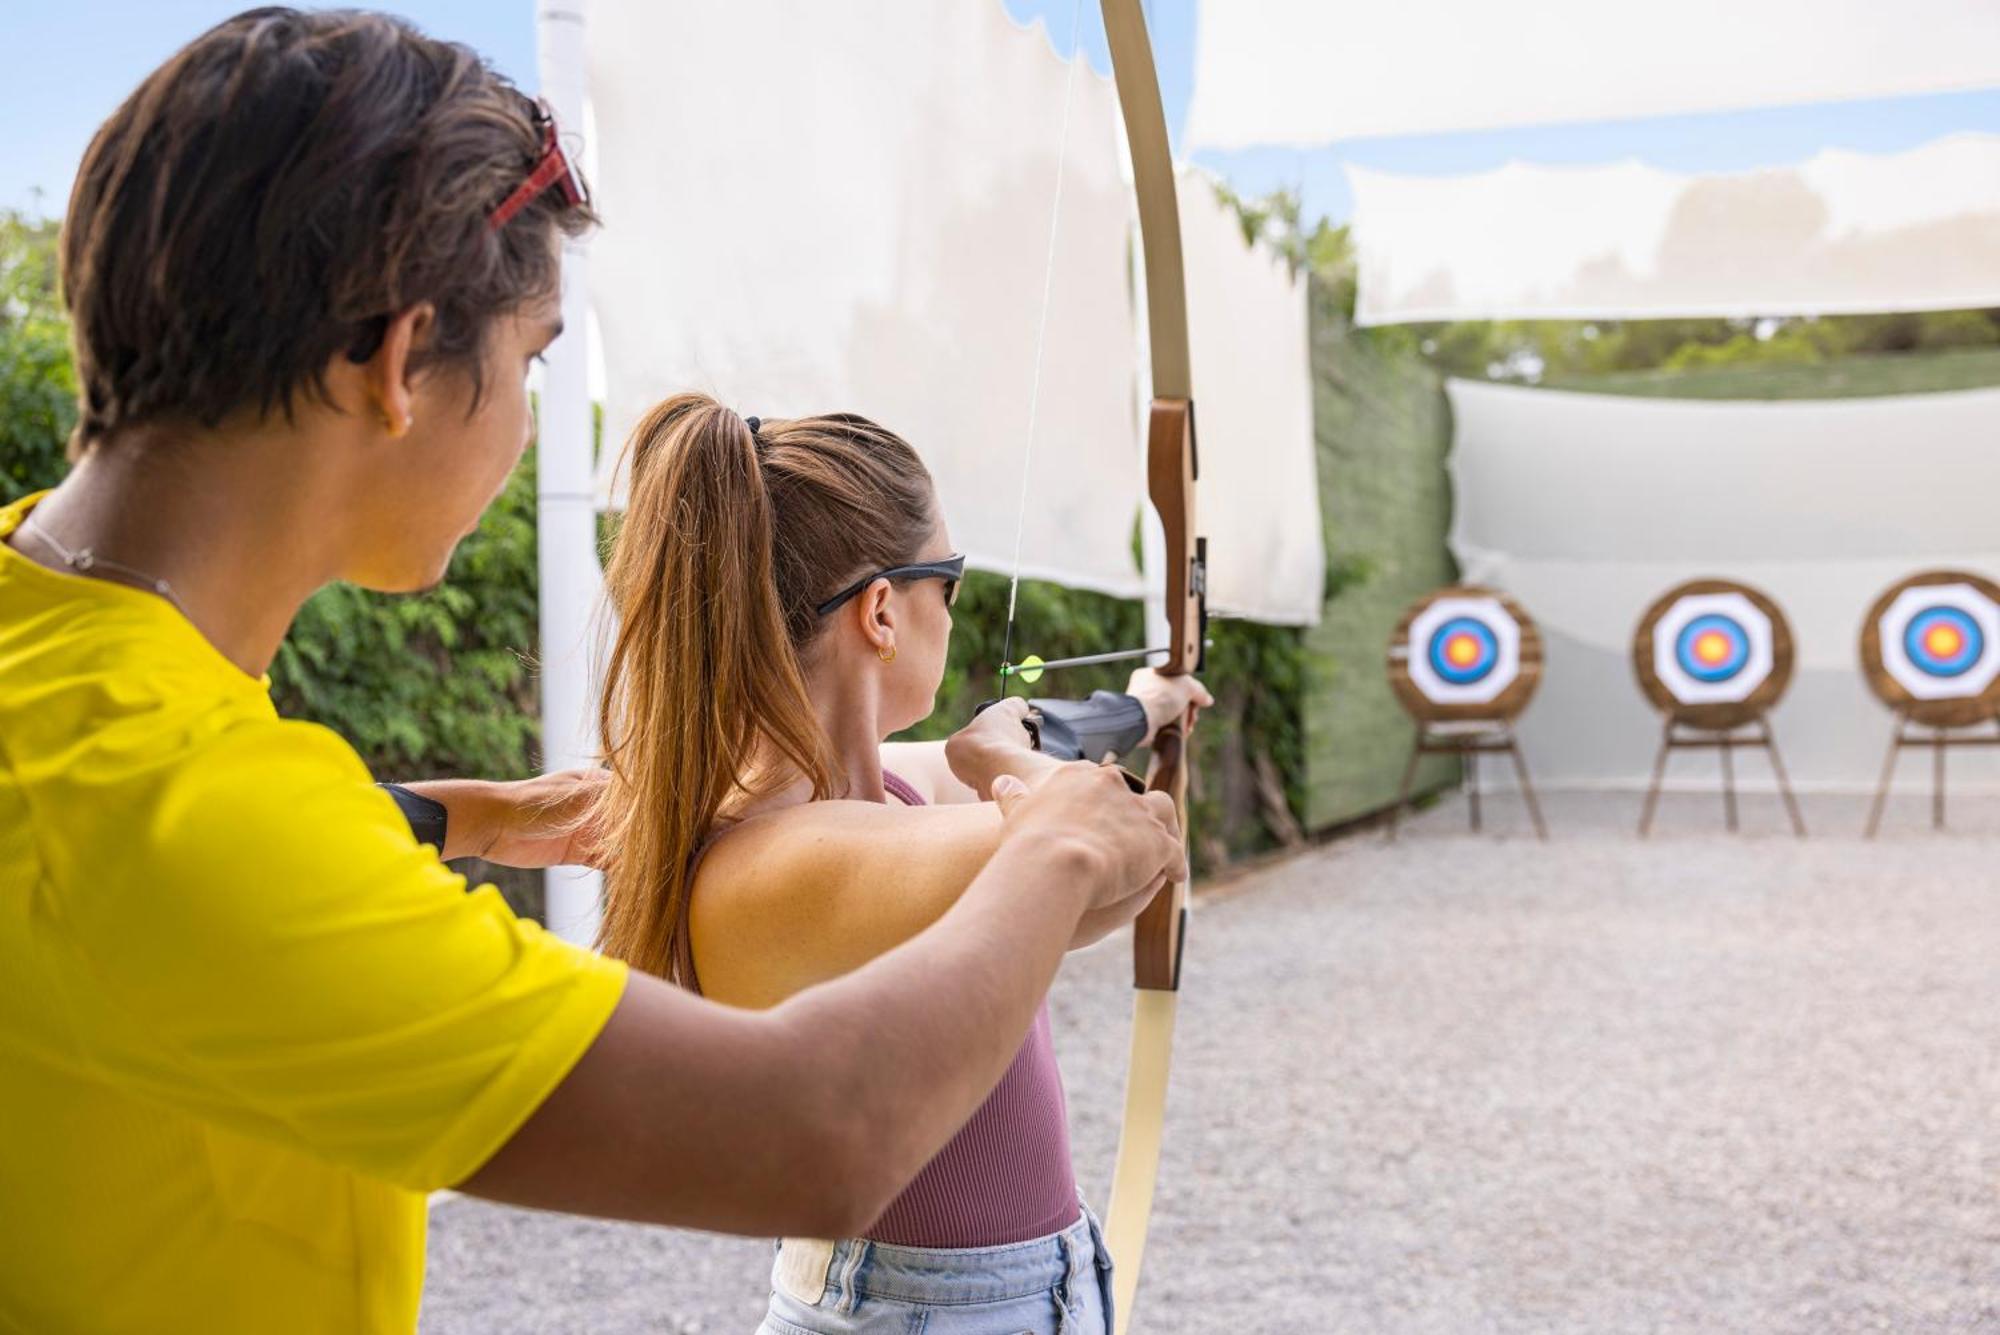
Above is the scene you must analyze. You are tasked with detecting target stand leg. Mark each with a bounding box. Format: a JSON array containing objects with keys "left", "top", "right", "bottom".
[
  {"left": 1932, "top": 729, "right": 1948, "bottom": 831},
  {"left": 1388, "top": 737, "right": 1424, "bottom": 843},
  {"left": 1506, "top": 737, "right": 1549, "bottom": 841},
  {"left": 1864, "top": 716, "right": 1905, "bottom": 839},
  {"left": 1466, "top": 749, "right": 1482, "bottom": 834},
  {"left": 1638, "top": 722, "right": 1674, "bottom": 838},
  {"left": 1720, "top": 734, "right": 1739, "bottom": 833},
  {"left": 1761, "top": 720, "right": 1807, "bottom": 838}
]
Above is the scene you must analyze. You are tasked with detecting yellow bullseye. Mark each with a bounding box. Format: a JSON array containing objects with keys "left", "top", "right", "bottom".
[
  {"left": 1693, "top": 630, "right": 1731, "bottom": 665},
  {"left": 1925, "top": 624, "right": 1964, "bottom": 658},
  {"left": 1444, "top": 634, "right": 1480, "bottom": 668}
]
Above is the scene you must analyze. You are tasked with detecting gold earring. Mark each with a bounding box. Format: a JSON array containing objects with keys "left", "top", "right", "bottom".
[{"left": 879, "top": 644, "right": 897, "bottom": 664}]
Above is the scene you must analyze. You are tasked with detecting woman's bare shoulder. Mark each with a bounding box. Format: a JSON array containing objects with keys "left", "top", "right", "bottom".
[
  {"left": 697, "top": 799, "right": 905, "bottom": 880},
  {"left": 688, "top": 797, "right": 1004, "bottom": 1009},
  {"left": 692, "top": 798, "right": 999, "bottom": 923}
]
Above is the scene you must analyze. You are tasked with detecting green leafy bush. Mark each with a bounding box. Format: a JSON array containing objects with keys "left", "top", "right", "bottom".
[{"left": 0, "top": 213, "right": 75, "bottom": 502}]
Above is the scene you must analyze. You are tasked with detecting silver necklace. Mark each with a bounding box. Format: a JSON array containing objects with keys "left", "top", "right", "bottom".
[{"left": 17, "top": 513, "right": 193, "bottom": 617}]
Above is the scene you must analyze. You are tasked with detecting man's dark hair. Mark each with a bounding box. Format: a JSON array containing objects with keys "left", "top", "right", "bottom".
[{"left": 61, "top": 6, "right": 594, "bottom": 453}]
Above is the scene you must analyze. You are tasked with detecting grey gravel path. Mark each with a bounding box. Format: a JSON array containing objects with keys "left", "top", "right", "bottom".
[{"left": 422, "top": 789, "right": 2000, "bottom": 1334}]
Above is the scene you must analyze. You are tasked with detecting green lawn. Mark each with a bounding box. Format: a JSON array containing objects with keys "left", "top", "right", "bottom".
[{"left": 1542, "top": 346, "right": 2000, "bottom": 401}]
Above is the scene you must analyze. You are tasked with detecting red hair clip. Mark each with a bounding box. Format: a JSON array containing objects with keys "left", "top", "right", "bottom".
[{"left": 487, "top": 105, "right": 588, "bottom": 230}]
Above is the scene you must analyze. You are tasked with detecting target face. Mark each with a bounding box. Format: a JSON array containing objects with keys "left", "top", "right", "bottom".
[
  {"left": 1652, "top": 592, "right": 1773, "bottom": 705},
  {"left": 1407, "top": 597, "right": 1521, "bottom": 706},
  {"left": 1878, "top": 582, "right": 2000, "bottom": 700}
]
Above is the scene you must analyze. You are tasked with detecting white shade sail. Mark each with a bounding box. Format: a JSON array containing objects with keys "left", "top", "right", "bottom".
[
  {"left": 589, "top": 0, "right": 1144, "bottom": 598},
  {"left": 1348, "top": 134, "right": 2000, "bottom": 325},
  {"left": 1185, "top": 1, "right": 2000, "bottom": 149},
  {"left": 1179, "top": 169, "right": 1323, "bottom": 624},
  {"left": 1448, "top": 378, "right": 2000, "bottom": 792},
  {"left": 586, "top": 1, "right": 1325, "bottom": 623}
]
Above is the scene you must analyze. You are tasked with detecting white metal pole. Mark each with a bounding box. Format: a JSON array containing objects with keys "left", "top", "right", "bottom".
[{"left": 535, "top": 0, "right": 603, "bottom": 946}]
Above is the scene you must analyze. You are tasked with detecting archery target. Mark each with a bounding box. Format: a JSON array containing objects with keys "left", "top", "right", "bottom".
[
  {"left": 1877, "top": 581, "right": 2000, "bottom": 701},
  {"left": 1651, "top": 591, "right": 1774, "bottom": 706},
  {"left": 1407, "top": 596, "right": 1521, "bottom": 706}
]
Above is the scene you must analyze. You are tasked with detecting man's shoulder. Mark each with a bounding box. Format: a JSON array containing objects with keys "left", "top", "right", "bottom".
[{"left": 0, "top": 611, "right": 400, "bottom": 904}]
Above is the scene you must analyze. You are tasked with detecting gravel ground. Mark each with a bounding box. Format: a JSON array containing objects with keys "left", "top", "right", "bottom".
[{"left": 422, "top": 789, "right": 2000, "bottom": 1334}]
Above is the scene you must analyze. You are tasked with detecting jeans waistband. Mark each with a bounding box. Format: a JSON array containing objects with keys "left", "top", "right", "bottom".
[{"left": 787, "top": 1208, "right": 1105, "bottom": 1309}]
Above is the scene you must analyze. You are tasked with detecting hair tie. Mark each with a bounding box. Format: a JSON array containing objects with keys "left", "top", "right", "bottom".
[{"left": 744, "top": 415, "right": 761, "bottom": 435}]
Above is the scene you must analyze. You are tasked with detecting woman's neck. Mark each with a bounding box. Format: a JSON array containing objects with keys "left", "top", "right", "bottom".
[{"left": 735, "top": 661, "right": 890, "bottom": 818}]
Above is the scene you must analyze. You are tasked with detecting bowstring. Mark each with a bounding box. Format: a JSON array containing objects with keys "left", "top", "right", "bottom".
[{"left": 998, "top": 0, "right": 1086, "bottom": 699}]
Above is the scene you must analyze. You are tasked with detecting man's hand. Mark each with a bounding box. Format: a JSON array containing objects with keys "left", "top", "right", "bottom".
[
  {"left": 1124, "top": 668, "right": 1214, "bottom": 747},
  {"left": 989, "top": 763, "right": 1185, "bottom": 930},
  {"left": 406, "top": 769, "right": 608, "bottom": 869}
]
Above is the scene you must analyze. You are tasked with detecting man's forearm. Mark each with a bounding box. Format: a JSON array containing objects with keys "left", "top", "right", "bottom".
[
  {"left": 465, "top": 832, "right": 1109, "bottom": 1238},
  {"left": 397, "top": 778, "right": 498, "bottom": 860}
]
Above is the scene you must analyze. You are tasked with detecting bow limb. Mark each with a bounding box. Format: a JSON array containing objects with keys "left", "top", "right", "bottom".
[{"left": 1099, "top": 2, "right": 1202, "bottom": 1331}]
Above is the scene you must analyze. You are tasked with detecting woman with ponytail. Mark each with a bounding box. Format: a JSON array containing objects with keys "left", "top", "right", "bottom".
[{"left": 594, "top": 393, "right": 1209, "bottom": 1335}]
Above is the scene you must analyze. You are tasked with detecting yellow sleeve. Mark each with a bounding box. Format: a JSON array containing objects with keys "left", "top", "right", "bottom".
[{"left": 65, "top": 717, "right": 628, "bottom": 1191}]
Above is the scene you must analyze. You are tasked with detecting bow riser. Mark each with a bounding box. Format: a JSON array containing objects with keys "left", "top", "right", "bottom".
[{"left": 1137, "top": 397, "right": 1199, "bottom": 993}]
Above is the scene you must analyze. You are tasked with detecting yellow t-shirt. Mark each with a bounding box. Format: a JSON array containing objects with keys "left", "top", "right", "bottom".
[{"left": 0, "top": 492, "right": 628, "bottom": 1334}]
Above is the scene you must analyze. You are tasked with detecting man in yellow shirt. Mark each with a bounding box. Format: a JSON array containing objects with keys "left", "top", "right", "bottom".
[{"left": 0, "top": 10, "right": 1185, "bottom": 1332}]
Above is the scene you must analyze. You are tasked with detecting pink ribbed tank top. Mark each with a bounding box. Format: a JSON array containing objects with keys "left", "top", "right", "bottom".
[
  {"left": 862, "top": 771, "right": 1080, "bottom": 1245},
  {"left": 685, "top": 771, "right": 1080, "bottom": 1248}
]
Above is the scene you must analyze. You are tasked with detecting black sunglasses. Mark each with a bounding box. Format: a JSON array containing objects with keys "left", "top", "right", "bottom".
[{"left": 815, "top": 555, "right": 966, "bottom": 617}]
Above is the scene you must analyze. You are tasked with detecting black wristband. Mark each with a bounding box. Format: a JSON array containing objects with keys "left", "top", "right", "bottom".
[{"left": 378, "top": 782, "right": 449, "bottom": 851}]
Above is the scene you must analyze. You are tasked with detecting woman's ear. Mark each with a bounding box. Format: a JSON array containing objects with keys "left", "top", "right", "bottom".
[
  {"left": 855, "top": 580, "right": 898, "bottom": 656},
  {"left": 361, "top": 302, "right": 436, "bottom": 438}
]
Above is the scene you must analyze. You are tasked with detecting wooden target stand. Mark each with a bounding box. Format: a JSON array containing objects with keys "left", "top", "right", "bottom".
[
  {"left": 1633, "top": 578, "right": 1806, "bottom": 837},
  {"left": 1385, "top": 586, "right": 1548, "bottom": 840},
  {"left": 1858, "top": 570, "right": 2000, "bottom": 837}
]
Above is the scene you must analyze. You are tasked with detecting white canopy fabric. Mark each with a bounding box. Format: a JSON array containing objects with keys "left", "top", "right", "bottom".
[
  {"left": 590, "top": 0, "right": 1142, "bottom": 597},
  {"left": 587, "top": 1, "right": 1324, "bottom": 622},
  {"left": 1184, "top": 1, "right": 2000, "bottom": 149},
  {"left": 1179, "top": 169, "right": 1323, "bottom": 624},
  {"left": 1348, "top": 134, "right": 2000, "bottom": 325},
  {"left": 1447, "top": 379, "right": 2000, "bottom": 792}
]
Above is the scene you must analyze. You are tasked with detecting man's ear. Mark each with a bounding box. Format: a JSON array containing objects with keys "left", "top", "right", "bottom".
[{"left": 361, "top": 302, "right": 436, "bottom": 439}]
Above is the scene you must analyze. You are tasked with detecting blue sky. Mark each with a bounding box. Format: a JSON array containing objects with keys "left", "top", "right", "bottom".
[{"left": 4, "top": 1, "right": 1996, "bottom": 226}]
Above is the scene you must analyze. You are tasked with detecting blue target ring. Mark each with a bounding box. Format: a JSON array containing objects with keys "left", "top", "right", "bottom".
[
  {"left": 1903, "top": 606, "right": 1984, "bottom": 679},
  {"left": 1674, "top": 614, "right": 1751, "bottom": 683},
  {"left": 1427, "top": 617, "right": 1499, "bottom": 685}
]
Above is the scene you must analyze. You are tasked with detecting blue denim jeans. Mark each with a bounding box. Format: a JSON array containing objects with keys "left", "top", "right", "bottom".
[{"left": 755, "top": 1205, "right": 1114, "bottom": 1335}]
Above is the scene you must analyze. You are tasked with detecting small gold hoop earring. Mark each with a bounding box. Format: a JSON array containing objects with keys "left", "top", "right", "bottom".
[{"left": 879, "top": 645, "right": 897, "bottom": 664}]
